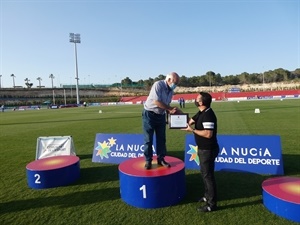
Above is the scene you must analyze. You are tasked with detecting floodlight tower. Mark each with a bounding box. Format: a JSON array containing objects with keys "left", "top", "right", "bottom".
[{"left": 69, "top": 33, "right": 81, "bottom": 104}]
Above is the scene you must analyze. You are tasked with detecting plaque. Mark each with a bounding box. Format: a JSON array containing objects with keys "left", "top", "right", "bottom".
[{"left": 168, "top": 113, "right": 189, "bottom": 129}]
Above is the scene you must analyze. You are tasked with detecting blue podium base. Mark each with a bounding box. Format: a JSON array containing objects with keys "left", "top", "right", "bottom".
[
  {"left": 26, "top": 155, "right": 80, "bottom": 189},
  {"left": 262, "top": 176, "right": 300, "bottom": 223},
  {"left": 119, "top": 156, "right": 185, "bottom": 209}
]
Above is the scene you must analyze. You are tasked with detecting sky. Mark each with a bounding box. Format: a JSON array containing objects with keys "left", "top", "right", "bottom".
[{"left": 0, "top": 0, "right": 299, "bottom": 88}]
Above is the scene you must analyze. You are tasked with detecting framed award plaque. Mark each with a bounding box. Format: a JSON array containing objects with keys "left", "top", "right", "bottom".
[{"left": 168, "top": 113, "right": 189, "bottom": 129}]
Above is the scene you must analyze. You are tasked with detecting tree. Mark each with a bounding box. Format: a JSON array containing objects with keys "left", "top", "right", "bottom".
[
  {"left": 198, "top": 75, "right": 209, "bottom": 86},
  {"left": 122, "top": 77, "right": 132, "bottom": 87},
  {"left": 273, "top": 68, "right": 291, "bottom": 81},
  {"left": 49, "top": 74, "right": 55, "bottom": 88},
  {"left": 137, "top": 79, "right": 144, "bottom": 87},
  {"left": 206, "top": 71, "right": 216, "bottom": 87},
  {"left": 223, "top": 75, "right": 240, "bottom": 85},
  {"left": 144, "top": 78, "right": 154, "bottom": 89},
  {"left": 189, "top": 76, "right": 201, "bottom": 87},
  {"left": 37, "top": 77, "right": 42, "bottom": 88},
  {"left": 238, "top": 72, "right": 250, "bottom": 84},
  {"left": 179, "top": 75, "right": 189, "bottom": 87},
  {"left": 249, "top": 73, "right": 261, "bottom": 84},
  {"left": 24, "top": 78, "right": 33, "bottom": 88},
  {"left": 215, "top": 73, "right": 223, "bottom": 86},
  {"left": 156, "top": 74, "right": 166, "bottom": 82},
  {"left": 292, "top": 69, "right": 300, "bottom": 79},
  {"left": 11, "top": 74, "right": 16, "bottom": 88}
]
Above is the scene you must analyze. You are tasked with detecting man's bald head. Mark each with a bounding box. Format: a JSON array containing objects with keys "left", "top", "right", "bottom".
[{"left": 165, "top": 72, "right": 180, "bottom": 85}]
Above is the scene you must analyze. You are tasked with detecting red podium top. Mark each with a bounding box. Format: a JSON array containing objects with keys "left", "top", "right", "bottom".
[
  {"left": 26, "top": 155, "right": 80, "bottom": 171},
  {"left": 262, "top": 176, "right": 300, "bottom": 204},
  {"left": 119, "top": 156, "right": 185, "bottom": 177}
]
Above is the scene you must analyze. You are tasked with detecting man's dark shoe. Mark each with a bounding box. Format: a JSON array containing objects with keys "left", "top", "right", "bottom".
[
  {"left": 157, "top": 159, "right": 171, "bottom": 168},
  {"left": 198, "top": 197, "right": 207, "bottom": 203},
  {"left": 197, "top": 205, "right": 217, "bottom": 213},
  {"left": 144, "top": 161, "right": 152, "bottom": 170}
]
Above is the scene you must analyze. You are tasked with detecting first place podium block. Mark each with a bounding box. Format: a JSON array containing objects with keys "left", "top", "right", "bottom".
[
  {"left": 26, "top": 155, "right": 80, "bottom": 189},
  {"left": 118, "top": 156, "right": 186, "bottom": 209}
]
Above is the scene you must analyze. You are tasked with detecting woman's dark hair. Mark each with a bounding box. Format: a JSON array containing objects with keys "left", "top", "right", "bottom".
[{"left": 200, "top": 92, "right": 212, "bottom": 107}]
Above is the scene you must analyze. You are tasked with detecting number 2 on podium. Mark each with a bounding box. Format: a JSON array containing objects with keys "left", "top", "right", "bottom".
[
  {"left": 34, "top": 174, "right": 41, "bottom": 184},
  {"left": 139, "top": 185, "right": 146, "bottom": 199}
]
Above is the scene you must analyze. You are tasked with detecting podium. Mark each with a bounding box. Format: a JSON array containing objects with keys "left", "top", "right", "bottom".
[
  {"left": 119, "top": 156, "right": 185, "bottom": 209},
  {"left": 262, "top": 176, "right": 300, "bottom": 223},
  {"left": 26, "top": 155, "right": 80, "bottom": 189}
]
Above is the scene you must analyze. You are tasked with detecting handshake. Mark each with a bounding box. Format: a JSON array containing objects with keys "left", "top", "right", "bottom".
[{"left": 169, "top": 107, "right": 183, "bottom": 115}]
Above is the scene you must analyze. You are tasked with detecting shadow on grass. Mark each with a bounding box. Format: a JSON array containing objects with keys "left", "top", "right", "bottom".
[
  {"left": 282, "top": 154, "right": 300, "bottom": 176},
  {"left": 73, "top": 164, "right": 120, "bottom": 185},
  {"left": 217, "top": 199, "right": 263, "bottom": 211},
  {"left": 181, "top": 171, "right": 266, "bottom": 208},
  {"left": 164, "top": 151, "right": 265, "bottom": 207},
  {"left": 172, "top": 151, "right": 299, "bottom": 208},
  {"left": 78, "top": 153, "right": 93, "bottom": 160},
  {"left": 215, "top": 171, "right": 266, "bottom": 201},
  {"left": 0, "top": 187, "right": 120, "bottom": 214}
]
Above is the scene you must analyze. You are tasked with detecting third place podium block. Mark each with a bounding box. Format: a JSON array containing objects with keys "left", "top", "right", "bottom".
[{"left": 118, "top": 156, "right": 186, "bottom": 209}]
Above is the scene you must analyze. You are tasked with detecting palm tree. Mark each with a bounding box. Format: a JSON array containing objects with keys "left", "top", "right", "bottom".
[
  {"left": 37, "top": 77, "right": 42, "bottom": 88},
  {"left": 24, "top": 78, "right": 33, "bottom": 88},
  {"left": 11, "top": 74, "right": 16, "bottom": 88},
  {"left": 49, "top": 74, "right": 55, "bottom": 88}
]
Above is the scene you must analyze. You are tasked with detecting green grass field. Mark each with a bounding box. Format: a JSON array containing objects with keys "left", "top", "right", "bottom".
[{"left": 0, "top": 99, "right": 299, "bottom": 225}]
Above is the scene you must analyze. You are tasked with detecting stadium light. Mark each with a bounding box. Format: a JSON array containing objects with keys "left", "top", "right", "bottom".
[{"left": 69, "top": 33, "right": 81, "bottom": 104}]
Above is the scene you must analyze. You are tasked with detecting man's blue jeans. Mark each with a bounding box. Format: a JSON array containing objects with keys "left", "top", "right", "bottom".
[{"left": 142, "top": 109, "right": 166, "bottom": 162}]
